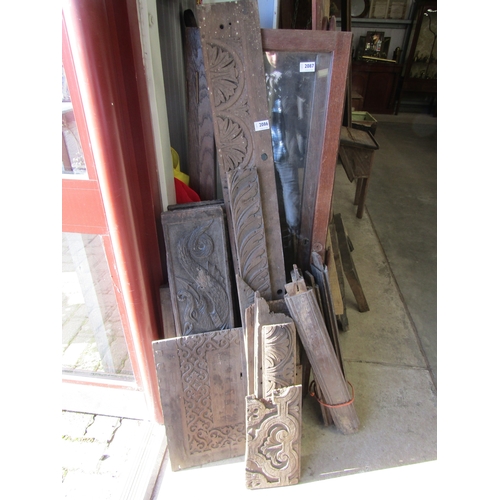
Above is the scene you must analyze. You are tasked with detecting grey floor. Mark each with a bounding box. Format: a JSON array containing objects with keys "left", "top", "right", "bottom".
[{"left": 62, "top": 112, "right": 439, "bottom": 499}]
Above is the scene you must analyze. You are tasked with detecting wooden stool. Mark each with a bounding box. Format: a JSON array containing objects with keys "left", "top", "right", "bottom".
[{"left": 339, "top": 126, "right": 379, "bottom": 219}]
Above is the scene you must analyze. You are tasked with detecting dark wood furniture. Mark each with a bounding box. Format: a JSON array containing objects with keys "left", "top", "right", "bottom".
[
  {"left": 396, "top": 0, "right": 437, "bottom": 114},
  {"left": 352, "top": 61, "right": 403, "bottom": 114},
  {"left": 338, "top": 125, "right": 379, "bottom": 219}
]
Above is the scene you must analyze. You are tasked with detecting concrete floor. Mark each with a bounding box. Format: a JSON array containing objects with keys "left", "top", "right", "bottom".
[{"left": 62, "top": 112, "right": 438, "bottom": 499}]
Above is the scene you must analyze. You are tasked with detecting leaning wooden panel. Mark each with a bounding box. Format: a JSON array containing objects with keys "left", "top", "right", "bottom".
[
  {"left": 261, "top": 29, "right": 352, "bottom": 270},
  {"left": 285, "top": 273, "right": 359, "bottom": 434},
  {"left": 227, "top": 166, "right": 272, "bottom": 300},
  {"left": 161, "top": 204, "right": 235, "bottom": 336},
  {"left": 245, "top": 385, "right": 302, "bottom": 489},
  {"left": 153, "top": 328, "right": 247, "bottom": 471},
  {"left": 198, "top": 0, "right": 286, "bottom": 300}
]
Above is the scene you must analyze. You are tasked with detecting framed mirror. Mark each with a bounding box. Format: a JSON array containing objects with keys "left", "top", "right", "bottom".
[{"left": 261, "top": 29, "right": 352, "bottom": 272}]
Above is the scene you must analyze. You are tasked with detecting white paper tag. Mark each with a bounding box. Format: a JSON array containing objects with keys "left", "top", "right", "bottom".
[
  {"left": 300, "top": 61, "right": 316, "bottom": 72},
  {"left": 254, "top": 119, "right": 270, "bottom": 131}
]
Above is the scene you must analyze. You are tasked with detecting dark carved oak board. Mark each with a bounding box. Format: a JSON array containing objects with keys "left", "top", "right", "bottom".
[
  {"left": 153, "top": 328, "right": 247, "bottom": 471},
  {"left": 161, "top": 204, "right": 235, "bottom": 336}
]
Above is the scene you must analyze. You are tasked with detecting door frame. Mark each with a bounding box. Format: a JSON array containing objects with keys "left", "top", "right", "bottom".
[{"left": 62, "top": 0, "right": 172, "bottom": 423}]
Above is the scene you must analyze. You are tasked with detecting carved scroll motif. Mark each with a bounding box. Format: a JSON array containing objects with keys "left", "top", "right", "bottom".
[
  {"left": 153, "top": 328, "right": 247, "bottom": 470},
  {"left": 245, "top": 385, "right": 302, "bottom": 489},
  {"left": 261, "top": 322, "right": 297, "bottom": 398},
  {"left": 161, "top": 205, "right": 234, "bottom": 336}
]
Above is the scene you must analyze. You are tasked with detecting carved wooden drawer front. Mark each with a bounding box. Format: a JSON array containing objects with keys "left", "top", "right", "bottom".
[
  {"left": 161, "top": 203, "right": 235, "bottom": 337},
  {"left": 153, "top": 328, "right": 247, "bottom": 470}
]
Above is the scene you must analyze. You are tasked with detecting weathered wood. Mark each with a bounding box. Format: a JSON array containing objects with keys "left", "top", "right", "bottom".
[
  {"left": 184, "top": 21, "right": 216, "bottom": 201},
  {"left": 253, "top": 294, "right": 297, "bottom": 399},
  {"left": 161, "top": 204, "right": 235, "bottom": 336},
  {"left": 311, "top": 252, "right": 345, "bottom": 376},
  {"left": 159, "top": 285, "right": 176, "bottom": 339},
  {"left": 153, "top": 328, "right": 247, "bottom": 470},
  {"left": 227, "top": 166, "right": 272, "bottom": 301},
  {"left": 285, "top": 270, "right": 359, "bottom": 434},
  {"left": 245, "top": 385, "right": 302, "bottom": 489},
  {"left": 334, "top": 213, "right": 369, "bottom": 312},
  {"left": 329, "top": 217, "right": 349, "bottom": 331},
  {"left": 198, "top": 0, "right": 286, "bottom": 301}
]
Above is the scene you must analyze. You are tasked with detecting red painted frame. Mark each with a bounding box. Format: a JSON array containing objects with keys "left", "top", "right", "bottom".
[{"left": 62, "top": 0, "right": 166, "bottom": 423}]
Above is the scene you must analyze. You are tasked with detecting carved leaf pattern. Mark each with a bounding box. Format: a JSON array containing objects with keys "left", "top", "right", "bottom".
[
  {"left": 227, "top": 165, "right": 272, "bottom": 299},
  {"left": 176, "top": 220, "right": 231, "bottom": 335},
  {"left": 263, "top": 323, "right": 296, "bottom": 397},
  {"left": 216, "top": 115, "right": 249, "bottom": 172},
  {"left": 207, "top": 43, "right": 240, "bottom": 107}
]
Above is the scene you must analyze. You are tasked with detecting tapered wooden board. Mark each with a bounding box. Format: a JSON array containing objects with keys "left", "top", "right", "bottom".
[
  {"left": 153, "top": 328, "right": 247, "bottom": 471},
  {"left": 161, "top": 204, "right": 235, "bottom": 336}
]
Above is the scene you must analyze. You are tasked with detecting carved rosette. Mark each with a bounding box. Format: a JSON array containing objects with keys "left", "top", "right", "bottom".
[
  {"left": 227, "top": 165, "right": 272, "bottom": 300},
  {"left": 245, "top": 385, "right": 302, "bottom": 489}
]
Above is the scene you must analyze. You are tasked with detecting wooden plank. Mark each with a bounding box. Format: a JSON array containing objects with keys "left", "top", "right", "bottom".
[
  {"left": 227, "top": 165, "right": 272, "bottom": 301},
  {"left": 245, "top": 385, "right": 302, "bottom": 489},
  {"left": 334, "top": 213, "right": 369, "bottom": 312},
  {"left": 285, "top": 269, "right": 359, "bottom": 434},
  {"left": 153, "top": 328, "right": 247, "bottom": 471},
  {"left": 184, "top": 20, "right": 217, "bottom": 201},
  {"left": 328, "top": 220, "right": 349, "bottom": 331},
  {"left": 310, "top": 252, "right": 345, "bottom": 376},
  {"left": 161, "top": 204, "right": 235, "bottom": 336},
  {"left": 198, "top": 0, "right": 286, "bottom": 301}
]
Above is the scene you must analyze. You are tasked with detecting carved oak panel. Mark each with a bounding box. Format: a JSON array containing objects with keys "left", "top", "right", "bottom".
[
  {"left": 245, "top": 385, "right": 302, "bottom": 489},
  {"left": 153, "top": 328, "right": 247, "bottom": 471},
  {"left": 161, "top": 204, "right": 234, "bottom": 336},
  {"left": 197, "top": 0, "right": 286, "bottom": 302}
]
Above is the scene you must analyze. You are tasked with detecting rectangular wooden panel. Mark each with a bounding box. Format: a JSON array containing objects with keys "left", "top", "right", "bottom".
[
  {"left": 197, "top": 0, "right": 286, "bottom": 301},
  {"left": 161, "top": 204, "right": 235, "bottom": 336},
  {"left": 245, "top": 385, "right": 302, "bottom": 488},
  {"left": 153, "top": 328, "right": 247, "bottom": 470}
]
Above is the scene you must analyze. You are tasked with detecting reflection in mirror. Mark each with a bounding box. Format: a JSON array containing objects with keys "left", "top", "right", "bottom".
[{"left": 62, "top": 64, "right": 88, "bottom": 178}]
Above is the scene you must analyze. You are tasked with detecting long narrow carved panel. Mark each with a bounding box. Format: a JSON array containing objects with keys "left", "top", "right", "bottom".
[
  {"left": 227, "top": 166, "right": 272, "bottom": 300},
  {"left": 153, "top": 328, "right": 247, "bottom": 471},
  {"left": 197, "top": 0, "right": 286, "bottom": 301},
  {"left": 245, "top": 385, "right": 302, "bottom": 489},
  {"left": 161, "top": 204, "right": 235, "bottom": 336}
]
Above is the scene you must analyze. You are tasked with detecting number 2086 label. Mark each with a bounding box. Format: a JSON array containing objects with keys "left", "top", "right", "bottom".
[
  {"left": 300, "top": 62, "right": 316, "bottom": 72},
  {"left": 254, "top": 119, "right": 270, "bottom": 131}
]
